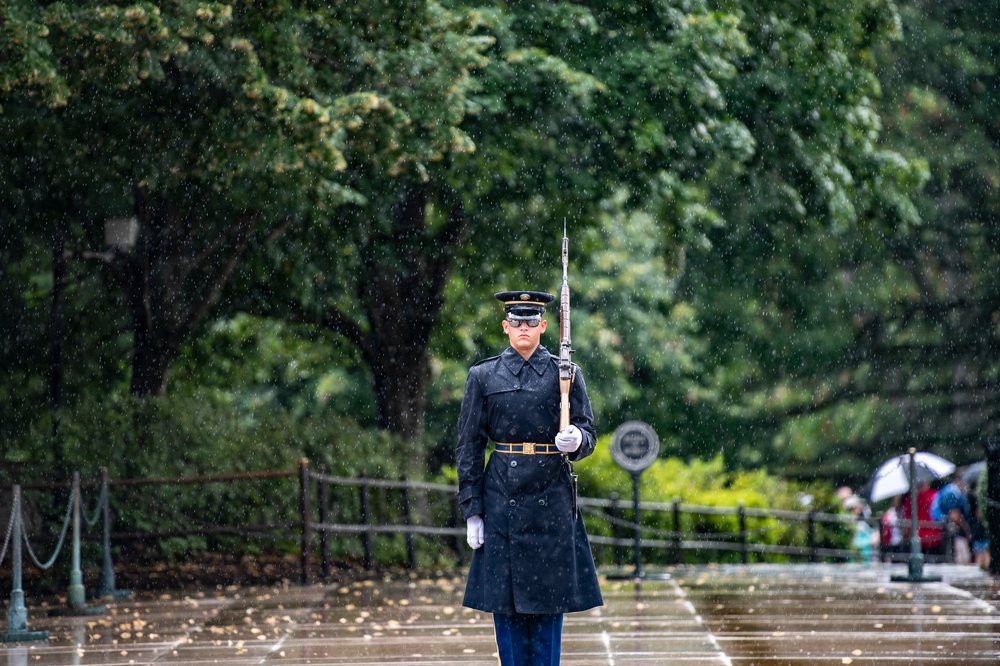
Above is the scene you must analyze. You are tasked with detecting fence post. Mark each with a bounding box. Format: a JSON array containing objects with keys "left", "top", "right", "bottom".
[
  {"left": 299, "top": 459, "right": 311, "bottom": 585},
  {"left": 738, "top": 502, "right": 748, "bottom": 564},
  {"left": 631, "top": 472, "right": 642, "bottom": 577},
  {"left": 401, "top": 476, "right": 417, "bottom": 569},
  {"left": 69, "top": 472, "right": 85, "bottom": 609},
  {"left": 1, "top": 486, "right": 49, "bottom": 642},
  {"left": 609, "top": 492, "right": 622, "bottom": 567},
  {"left": 359, "top": 472, "right": 373, "bottom": 569},
  {"left": 97, "top": 468, "right": 129, "bottom": 599},
  {"left": 877, "top": 511, "right": 886, "bottom": 563},
  {"left": 672, "top": 497, "right": 682, "bottom": 565},
  {"left": 318, "top": 465, "right": 330, "bottom": 580},
  {"left": 807, "top": 509, "right": 817, "bottom": 563}
]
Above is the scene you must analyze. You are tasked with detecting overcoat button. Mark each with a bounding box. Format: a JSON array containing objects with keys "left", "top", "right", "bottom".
[
  {"left": 509, "top": 499, "right": 516, "bottom": 506},
  {"left": 538, "top": 499, "right": 546, "bottom": 506},
  {"left": 511, "top": 460, "right": 517, "bottom": 467}
]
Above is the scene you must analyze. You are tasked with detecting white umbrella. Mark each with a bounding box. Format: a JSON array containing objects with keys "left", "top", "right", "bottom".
[
  {"left": 961, "top": 460, "right": 986, "bottom": 485},
  {"left": 867, "top": 452, "right": 955, "bottom": 503}
]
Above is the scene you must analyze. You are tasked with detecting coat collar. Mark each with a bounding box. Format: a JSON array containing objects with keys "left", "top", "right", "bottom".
[{"left": 501, "top": 345, "right": 550, "bottom": 377}]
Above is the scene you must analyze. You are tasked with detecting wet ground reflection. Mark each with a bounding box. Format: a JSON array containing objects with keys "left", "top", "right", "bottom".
[{"left": 2, "top": 563, "right": 997, "bottom": 664}]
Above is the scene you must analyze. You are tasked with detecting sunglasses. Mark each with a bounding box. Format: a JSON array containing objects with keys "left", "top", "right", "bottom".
[{"left": 506, "top": 314, "right": 542, "bottom": 328}]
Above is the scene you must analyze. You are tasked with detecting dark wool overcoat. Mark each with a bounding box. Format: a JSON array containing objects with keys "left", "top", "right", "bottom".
[{"left": 456, "top": 345, "right": 603, "bottom": 614}]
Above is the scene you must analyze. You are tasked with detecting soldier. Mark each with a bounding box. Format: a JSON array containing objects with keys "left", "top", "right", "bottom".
[{"left": 456, "top": 290, "right": 603, "bottom": 666}]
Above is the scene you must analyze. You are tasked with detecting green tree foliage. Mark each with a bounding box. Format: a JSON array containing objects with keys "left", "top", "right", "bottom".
[
  {"left": 726, "top": 0, "right": 1000, "bottom": 484},
  {"left": 241, "top": 0, "right": 752, "bottom": 463},
  {"left": 862, "top": 0, "right": 1000, "bottom": 460},
  {"left": 0, "top": 1, "right": 361, "bottom": 402},
  {"left": 236, "top": 1, "right": 494, "bottom": 452},
  {"left": 426, "top": 0, "right": 926, "bottom": 483},
  {"left": 671, "top": 0, "right": 933, "bottom": 480},
  {"left": 0, "top": 0, "right": 938, "bottom": 494}
]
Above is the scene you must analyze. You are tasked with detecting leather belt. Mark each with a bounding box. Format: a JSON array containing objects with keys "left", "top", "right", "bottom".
[{"left": 494, "top": 442, "right": 560, "bottom": 455}]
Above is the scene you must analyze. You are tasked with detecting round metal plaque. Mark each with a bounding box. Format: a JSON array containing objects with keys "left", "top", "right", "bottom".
[{"left": 610, "top": 420, "right": 660, "bottom": 474}]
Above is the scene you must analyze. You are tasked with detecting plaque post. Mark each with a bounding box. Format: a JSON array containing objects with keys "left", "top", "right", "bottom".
[
  {"left": 631, "top": 471, "right": 642, "bottom": 577},
  {"left": 608, "top": 421, "right": 662, "bottom": 580}
]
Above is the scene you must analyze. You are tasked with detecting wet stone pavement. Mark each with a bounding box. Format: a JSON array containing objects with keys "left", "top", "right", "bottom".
[{"left": 3, "top": 563, "right": 999, "bottom": 665}]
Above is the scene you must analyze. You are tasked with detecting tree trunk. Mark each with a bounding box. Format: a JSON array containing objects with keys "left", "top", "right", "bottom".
[
  {"left": 128, "top": 320, "right": 174, "bottom": 397},
  {"left": 352, "top": 182, "right": 465, "bottom": 472},
  {"left": 117, "top": 186, "right": 258, "bottom": 398},
  {"left": 370, "top": 346, "right": 430, "bottom": 444}
]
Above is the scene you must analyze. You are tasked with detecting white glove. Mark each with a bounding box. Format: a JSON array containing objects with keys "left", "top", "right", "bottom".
[
  {"left": 555, "top": 425, "right": 582, "bottom": 453},
  {"left": 466, "top": 515, "right": 484, "bottom": 550}
]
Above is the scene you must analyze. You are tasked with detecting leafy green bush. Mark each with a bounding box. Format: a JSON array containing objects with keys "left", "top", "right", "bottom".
[
  {"left": 575, "top": 436, "right": 850, "bottom": 564},
  {"left": 8, "top": 390, "right": 422, "bottom": 565}
]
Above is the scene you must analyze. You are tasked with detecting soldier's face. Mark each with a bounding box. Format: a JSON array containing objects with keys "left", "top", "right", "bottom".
[{"left": 503, "top": 316, "right": 547, "bottom": 357}]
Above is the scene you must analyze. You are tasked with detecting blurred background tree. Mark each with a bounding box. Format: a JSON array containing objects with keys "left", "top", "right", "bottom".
[
  {"left": 672, "top": 0, "right": 1000, "bottom": 482},
  {"left": 1, "top": 0, "right": 993, "bottom": 498}
]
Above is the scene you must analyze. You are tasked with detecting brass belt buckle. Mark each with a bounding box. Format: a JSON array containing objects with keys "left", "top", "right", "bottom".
[{"left": 523, "top": 443, "right": 535, "bottom": 455}]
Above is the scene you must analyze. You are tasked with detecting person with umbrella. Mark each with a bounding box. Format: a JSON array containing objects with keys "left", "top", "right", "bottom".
[
  {"left": 879, "top": 495, "right": 905, "bottom": 561},
  {"left": 867, "top": 451, "right": 955, "bottom": 504},
  {"left": 969, "top": 484, "right": 991, "bottom": 570},
  {"left": 960, "top": 461, "right": 990, "bottom": 568},
  {"left": 867, "top": 451, "right": 955, "bottom": 559},
  {"left": 900, "top": 479, "right": 944, "bottom": 557},
  {"left": 844, "top": 495, "right": 879, "bottom": 563},
  {"left": 938, "top": 469, "right": 973, "bottom": 564}
]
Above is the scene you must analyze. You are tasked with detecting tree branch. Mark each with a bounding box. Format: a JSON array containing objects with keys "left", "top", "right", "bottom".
[{"left": 178, "top": 214, "right": 260, "bottom": 341}]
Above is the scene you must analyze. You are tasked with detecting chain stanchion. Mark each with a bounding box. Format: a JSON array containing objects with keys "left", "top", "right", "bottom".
[
  {"left": 51, "top": 472, "right": 105, "bottom": 616},
  {"left": 95, "top": 468, "right": 130, "bottom": 599},
  {"left": 892, "top": 448, "right": 942, "bottom": 582},
  {"left": 1, "top": 486, "right": 49, "bottom": 643}
]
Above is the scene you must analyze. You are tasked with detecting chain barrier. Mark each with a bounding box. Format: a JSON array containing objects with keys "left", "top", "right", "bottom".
[
  {"left": 82, "top": 478, "right": 107, "bottom": 529},
  {"left": 22, "top": 488, "right": 74, "bottom": 570},
  {"left": 0, "top": 491, "right": 18, "bottom": 567}
]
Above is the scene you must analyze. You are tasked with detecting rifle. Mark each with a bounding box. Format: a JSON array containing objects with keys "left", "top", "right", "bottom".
[
  {"left": 559, "top": 221, "right": 573, "bottom": 431},
  {"left": 559, "top": 222, "right": 579, "bottom": 518}
]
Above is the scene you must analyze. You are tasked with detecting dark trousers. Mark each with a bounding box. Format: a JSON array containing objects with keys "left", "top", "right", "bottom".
[{"left": 493, "top": 612, "right": 564, "bottom": 666}]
